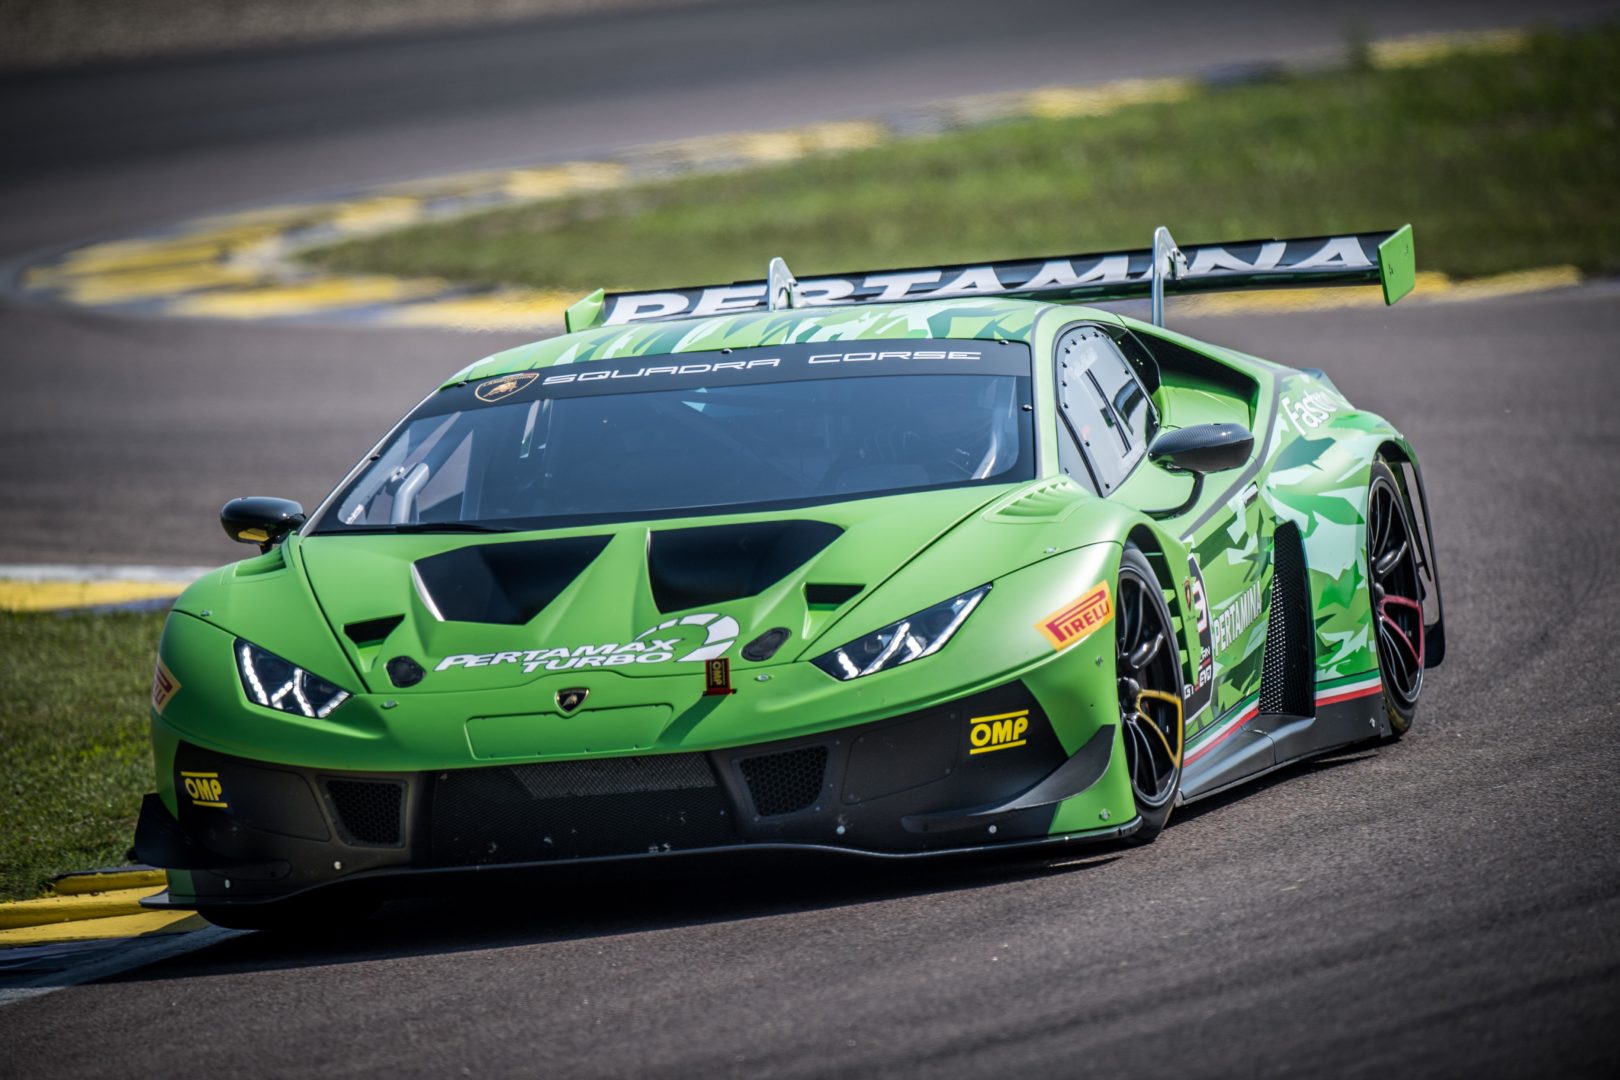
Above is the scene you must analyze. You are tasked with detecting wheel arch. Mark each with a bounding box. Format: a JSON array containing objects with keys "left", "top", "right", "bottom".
[{"left": 1123, "top": 522, "right": 1202, "bottom": 707}]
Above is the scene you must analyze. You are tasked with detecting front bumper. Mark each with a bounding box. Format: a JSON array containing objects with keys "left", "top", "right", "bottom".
[{"left": 137, "top": 680, "right": 1134, "bottom": 909}]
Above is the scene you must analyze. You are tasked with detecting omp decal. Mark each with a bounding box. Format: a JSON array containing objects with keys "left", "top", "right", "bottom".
[
  {"left": 180, "top": 771, "right": 227, "bottom": 809},
  {"left": 1211, "top": 581, "right": 1264, "bottom": 655},
  {"left": 151, "top": 657, "right": 180, "bottom": 715},
  {"left": 436, "top": 612, "right": 741, "bottom": 674},
  {"left": 475, "top": 371, "right": 538, "bottom": 402},
  {"left": 1183, "top": 695, "right": 1261, "bottom": 766},
  {"left": 969, "top": 710, "right": 1029, "bottom": 755},
  {"left": 1036, "top": 582, "right": 1112, "bottom": 650},
  {"left": 703, "top": 657, "right": 736, "bottom": 697},
  {"left": 1316, "top": 674, "right": 1383, "bottom": 706}
]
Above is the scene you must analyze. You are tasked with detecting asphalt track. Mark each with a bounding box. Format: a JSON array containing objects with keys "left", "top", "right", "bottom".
[{"left": 2, "top": 2, "right": 1619, "bottom": 1075}]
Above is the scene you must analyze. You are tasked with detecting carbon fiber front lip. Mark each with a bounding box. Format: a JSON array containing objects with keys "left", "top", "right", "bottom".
[{"left": 139, "top": 818, "right": 1142, "bottom": 911}]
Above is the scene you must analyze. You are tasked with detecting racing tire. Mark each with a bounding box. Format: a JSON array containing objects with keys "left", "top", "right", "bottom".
[
  {"left": 1367, "top": 460, "right": 1425, "bottom": 736},
  {"left": 1115, "top": 544, "right": 1184, "bottom": 844}
]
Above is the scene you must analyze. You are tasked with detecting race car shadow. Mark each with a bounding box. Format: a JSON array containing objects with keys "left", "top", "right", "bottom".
[
  {"left": 1169, "top": 745, "right": 1379, "bottom": 826},
  {"left": 104, "top": 847, "right": 1126, "bottom": 984}
]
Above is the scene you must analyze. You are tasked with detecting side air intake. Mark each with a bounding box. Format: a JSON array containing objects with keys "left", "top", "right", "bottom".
[{"left": 1258, "top": 522, "right": 1314, "bottom": 717}]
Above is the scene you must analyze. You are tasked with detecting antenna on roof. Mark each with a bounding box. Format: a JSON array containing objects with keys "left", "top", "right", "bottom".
[
  {"left": 1150, "top": 226, "right": 1187, "bottom": 328},
  {"left": 767, "top": 257, "right": 801, "bottom": 312}
]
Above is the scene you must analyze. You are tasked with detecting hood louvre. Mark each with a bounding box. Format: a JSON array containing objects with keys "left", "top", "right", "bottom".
[
  {"left": 413, "top": 536, "right": 611, "bottom": 625},
  {"left": 648, "top": 520, "right": 842, "bottom": 613}
]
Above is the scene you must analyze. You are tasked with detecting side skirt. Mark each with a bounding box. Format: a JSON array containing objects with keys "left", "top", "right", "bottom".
[{"left": 1178, "top": 674, "right": 1387, "bottom": 803}]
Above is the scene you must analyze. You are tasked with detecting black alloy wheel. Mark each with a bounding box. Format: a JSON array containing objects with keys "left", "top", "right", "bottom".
[
  {"left": 1115, "top": 544, "right": 1184, "bottom": 842},
  {"left": 1368, "top": 461, "right": 1425, "bottom": 734}
]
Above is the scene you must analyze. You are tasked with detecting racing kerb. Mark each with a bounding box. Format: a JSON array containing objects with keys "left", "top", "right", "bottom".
[{"left": 6, "top": 26, "right": 1579, "bottom": 336}]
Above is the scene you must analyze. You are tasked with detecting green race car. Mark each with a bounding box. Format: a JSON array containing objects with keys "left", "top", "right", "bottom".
[{"left": 136, "top": 226, "right": 1444, "bottom": 927}]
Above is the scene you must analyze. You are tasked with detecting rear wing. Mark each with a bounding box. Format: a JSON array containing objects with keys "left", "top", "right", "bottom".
[{"left": 564, "top": 224, "right": 1415, "bottom": 332}]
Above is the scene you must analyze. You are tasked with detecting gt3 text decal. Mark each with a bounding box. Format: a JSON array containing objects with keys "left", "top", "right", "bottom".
[
  {"left": 1182, "top": 556, "right": 1214, "bottom": 720},
  {"left": 181, "top": 771, "right": 227, "bottom": 809},
  {"left": 1036, "top": 582, "right": 1113, "bottom": 650},
  {"left": 151, "top": 657, "right": 181, "bottom": 714},
  {"left": 969, "top": 710, "right": 1030, "bottom": 755}
]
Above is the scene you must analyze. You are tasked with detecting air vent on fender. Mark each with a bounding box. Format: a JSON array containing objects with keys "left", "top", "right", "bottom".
[
  {"left": 804, "top": 583, "right": 863, "bottom": 609},
  {"left": 413, "top": 536, "right": 611, "bottom": 624},
  {"left": 647, "top": 520, "right": 842, "bottom": 612},
  {"left": 984, "top": 478, "right": 1082, "bottom": 522}
]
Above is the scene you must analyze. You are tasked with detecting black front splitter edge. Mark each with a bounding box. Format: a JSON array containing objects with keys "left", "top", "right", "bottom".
[{"left": 141, "top": 820, "right": 1142, "bottom": 911}]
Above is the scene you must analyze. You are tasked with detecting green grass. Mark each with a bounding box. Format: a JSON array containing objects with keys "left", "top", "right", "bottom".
[
  {"left": 307, "top": 25, "right": 1620, "bottom": 293},
  {"left": 0, "top": 611, "right": 164, "bottom": 901}
]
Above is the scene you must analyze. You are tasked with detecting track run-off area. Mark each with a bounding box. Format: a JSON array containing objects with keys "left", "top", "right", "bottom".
[{"left": 2, "top": 1, "right": 1618, "bottom": 1075}]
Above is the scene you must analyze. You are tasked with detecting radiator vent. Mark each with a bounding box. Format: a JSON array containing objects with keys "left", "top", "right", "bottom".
[
  {"left": 739, "top": 746, "right": 829, "bottom": 817},
  {"left": 323, "top": 778, "right": 406, "bottom": 847}
]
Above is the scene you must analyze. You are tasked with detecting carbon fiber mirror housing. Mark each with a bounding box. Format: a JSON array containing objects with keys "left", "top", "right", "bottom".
[
  {"left": 1148, "top": 423, "right": 1254, "bottom": 475},
  {"left": 221, "top": 496, "right": 306, "bottom": 551}
]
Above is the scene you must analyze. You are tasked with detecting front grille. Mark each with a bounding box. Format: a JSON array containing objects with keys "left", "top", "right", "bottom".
[
  {"left": 324, "top": 778, "right": 405, "bottom": 847},
  {"left": 739, "top": 746, "right": 828, "bottom": 817},
  {"left": 428, "top": 754, "right": 737, "bottom": 866},
  {"left": 1259, "top": 522, "right": 1314, "bottom": 716}
]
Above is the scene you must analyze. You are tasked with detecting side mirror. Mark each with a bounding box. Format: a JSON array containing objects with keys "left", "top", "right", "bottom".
[
  {"left": 221, "top": 497, "right": 306, "bottom": 552},
  {"left": 1143, "top": 423, "right": 1253, "bottom": 520},
  {"left": 1147, "top": 422, "right": 1254, "bottom": 474}
]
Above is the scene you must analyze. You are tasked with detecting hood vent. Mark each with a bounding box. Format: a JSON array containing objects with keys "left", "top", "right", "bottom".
[
  {"left": 345, "top": 615, "right": 404, "bottom": 647},
  {"left": 804, "top": 583, "right": 863, "bottom": 609},
  {"left": 647, "top": 520, "right": 842, "bottom": 612},
  {"left": 414, "top": 536, "right": 611, "bottom": 625}
]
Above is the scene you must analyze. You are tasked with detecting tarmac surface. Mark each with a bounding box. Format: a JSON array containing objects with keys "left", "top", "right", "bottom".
[{"left": 2, "top": 1, "right": 1618, "bottom": 1075}]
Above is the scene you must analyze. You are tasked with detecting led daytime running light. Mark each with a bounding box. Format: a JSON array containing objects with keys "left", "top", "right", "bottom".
[
  {"left": 235, "top": 639, "right": 351, "bottom": 719},
  {"left": 812, "top": 584, "right": 990, "bottom": 681}
]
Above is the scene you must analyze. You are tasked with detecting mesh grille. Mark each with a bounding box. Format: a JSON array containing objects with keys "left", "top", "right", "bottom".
[
  {"left": 428, "top": 754, "right": 736, "bottom": 866},
  {"left": 740, "top": 746, "right": 829, "bottom": 817},
  {"left": 1259, "top": 523, "right": 1315, "bottom": 716},
  {"left": 325, "top": 778, "right": 405, "bottom": 847}
]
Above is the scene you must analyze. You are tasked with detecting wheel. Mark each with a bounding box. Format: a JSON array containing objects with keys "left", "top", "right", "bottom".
[
  {"left": 1367, "top": 460, "right": 1425, "bottom": 735},
  {"left": 1114, "top": 544, "right": 1184, "bottom": 843}
]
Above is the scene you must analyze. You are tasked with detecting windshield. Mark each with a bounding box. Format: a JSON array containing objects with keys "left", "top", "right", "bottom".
[{"left": 313, "top": 340, "right": 1033, "bottom": 533}]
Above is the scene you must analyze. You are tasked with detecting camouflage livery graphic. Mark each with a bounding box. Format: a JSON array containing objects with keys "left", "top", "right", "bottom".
[{"left": 132, "top": 232, "right": 1443, "bottom": 922}]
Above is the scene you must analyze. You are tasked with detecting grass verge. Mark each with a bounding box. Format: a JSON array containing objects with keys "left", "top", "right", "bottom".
[
  {"left": 307, "top": 24, "right": 1620, "bottom": 293},
  {"left": 0, "top": 611, "right": 163, "bottom": 901}
]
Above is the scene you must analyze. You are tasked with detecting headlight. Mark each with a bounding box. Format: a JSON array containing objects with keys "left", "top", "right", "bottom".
[
  {"left": 235, "top": 639, "right": 351, "bottom": 718},
  {"left": 811, "top": 585, "right": 990, "bottom": 681}
]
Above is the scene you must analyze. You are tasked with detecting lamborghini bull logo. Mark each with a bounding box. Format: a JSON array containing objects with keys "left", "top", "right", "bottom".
[{"left": 434, "top": 613, "right": 740, "bottom": 675}]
